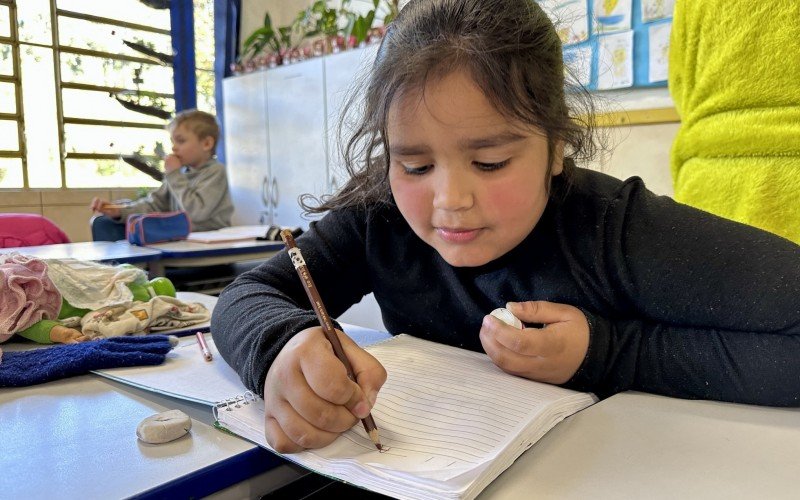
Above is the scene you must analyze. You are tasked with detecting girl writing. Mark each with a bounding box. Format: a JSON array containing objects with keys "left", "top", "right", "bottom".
[{"left": 212, "top": 0, "right": 800, "bottom": 453}]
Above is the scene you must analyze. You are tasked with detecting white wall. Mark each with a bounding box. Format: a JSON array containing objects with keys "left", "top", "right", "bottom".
[{"left": 593, "top": 122, "right": 678, "bottom": 197}]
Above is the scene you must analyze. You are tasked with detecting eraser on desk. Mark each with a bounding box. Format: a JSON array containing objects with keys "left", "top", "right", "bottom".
[
  {"left": 490, "top": 308, "right": 523, "bottom": 329},
  {"left": 136, "top": 409, "right": 192, "bottom": 444}
]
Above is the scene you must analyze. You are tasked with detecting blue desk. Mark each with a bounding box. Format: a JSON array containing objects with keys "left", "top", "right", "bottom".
[
  {"left": 0, "top": 241, "right": 162, "bottom": 265},
  {"left": 144, "top": 239, "right": 284, "bottom": 276}
]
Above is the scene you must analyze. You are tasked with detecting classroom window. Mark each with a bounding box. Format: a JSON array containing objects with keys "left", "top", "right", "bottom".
[
  {"left": 194, "top": 0, "right": 215, "bottom": 114},
  {"left": 0, "top": 0, "right": 214, "bottom": 190}
]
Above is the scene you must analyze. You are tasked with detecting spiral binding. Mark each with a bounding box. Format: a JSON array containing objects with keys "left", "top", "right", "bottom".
[{"left": 212, "top": 390, "right": 255, "bottom": 421}]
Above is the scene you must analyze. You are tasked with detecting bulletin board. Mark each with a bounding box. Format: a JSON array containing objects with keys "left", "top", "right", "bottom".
[{"left": 537, "top": 0, "right": 675, "bottom": 92}]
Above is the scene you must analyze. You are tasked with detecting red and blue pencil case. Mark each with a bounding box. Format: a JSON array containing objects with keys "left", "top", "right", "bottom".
[{"left": 126, "top": 211, "right": 191, "bottom": 245}]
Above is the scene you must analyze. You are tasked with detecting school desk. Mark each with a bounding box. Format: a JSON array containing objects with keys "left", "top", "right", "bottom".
[
  {"left": 143, "top": 239, "right": 283, "bottom": 276},
  {"left": 0, "top": 240, "right": 162, "bottom": 265},
  {"left": 0, "top": 291, "right": 309, "bottom": 499},
  {"left": 479, "top": 391, "right": 800, "bottom": 499},
  {"left": 2, "top": 290, "right": 797, "bottom": 498},
  {"left": 0, "top": 373, "right": 310, "bottom": 499}
]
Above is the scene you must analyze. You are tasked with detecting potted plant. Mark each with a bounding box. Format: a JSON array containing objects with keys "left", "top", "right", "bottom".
[{"left": 240, "top": 13, "right": 297, "bottom": 67}]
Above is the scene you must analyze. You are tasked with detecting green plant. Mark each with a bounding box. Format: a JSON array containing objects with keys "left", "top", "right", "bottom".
[
  {"left": 136, "top": 186, "right": 152, "bottom": 199},
  {"left": 297, "top": 1, "right": 342, "bottom": 39},
  {"left": 241, "top": 13, "right": 297, "bottom": 62},
  {"left": 382, "top": 0, "right": 400, "bottom": 25},
  {"left": 241, "top": 0, "right": 397, "bottom": 64},
  {"left": 345, "top": 0, "right": 379, "bottom": 45}
]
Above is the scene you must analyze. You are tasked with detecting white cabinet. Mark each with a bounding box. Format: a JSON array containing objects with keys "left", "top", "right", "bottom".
[
  {"left": 323, "top": 45, "right": 379, "bottom": 193},
  {"left": 265, "top": 58, "right": 328, "bottom": 229},
  {"left": 224, "top": 46, "right": 379, "bottom": 229},
  {"left": 223, "top": 46, "right": 386, "bottom": 330},
  {"left": 222, "top": 71, "right": 270, "bottom": 226}
]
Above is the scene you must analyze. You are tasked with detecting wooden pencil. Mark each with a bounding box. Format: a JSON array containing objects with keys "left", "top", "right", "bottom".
[{"left": 280, "top": 229, "right": 383, "bottom": 451}]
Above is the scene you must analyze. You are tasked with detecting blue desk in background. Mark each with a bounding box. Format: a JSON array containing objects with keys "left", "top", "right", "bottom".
[
  {"left": 0, "top": 240, "right": 162, "bottom": 264},
  {"left": 144, "top": 239, "right": 284, "bottom": 277}
]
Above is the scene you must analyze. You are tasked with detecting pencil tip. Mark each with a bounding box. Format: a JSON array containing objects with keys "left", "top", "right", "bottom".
[{"left": 368, "top": 429, "right": 382, "bottom": 451}]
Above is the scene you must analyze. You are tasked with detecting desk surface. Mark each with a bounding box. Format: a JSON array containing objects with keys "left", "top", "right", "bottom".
[
  {"left": 146, "top": 239, "right": 284, "bottom": 258},
  {"left": 0, "top": 291, "right": 306, "bottom": 499},
  {"left": 0, "top": 375, "right": 304, "bottom": 499},
  {"left": 481, "top": 391, "right": 800, "bottom": 499},
  {"left": 0, "top": 240, "right": 162, "bottom": 263},
  {"left": 3, "top": 286, "right": 798, "bottom": 499}
]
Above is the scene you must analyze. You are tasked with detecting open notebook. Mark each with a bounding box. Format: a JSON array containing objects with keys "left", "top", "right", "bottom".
[{"left": 214, "top": 334, "right": 597, "bottom": 500}]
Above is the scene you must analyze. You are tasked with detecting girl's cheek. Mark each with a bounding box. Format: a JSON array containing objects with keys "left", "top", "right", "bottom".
[{"left": 390, "top": 177, "right": 430, "bottom": 221}]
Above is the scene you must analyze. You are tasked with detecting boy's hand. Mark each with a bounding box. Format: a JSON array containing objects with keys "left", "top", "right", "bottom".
[
  {"left": 90, "top": 197, "right": 121, "bottom": 218},
  {"left": 479, "top": 301, "right": 589, "bottom": 385},
  {"left": 263, "top": 327, "right": 386, "bottom": 453},
  {"left": 164, "top": 154, "right": 182, "bottom": 173}
]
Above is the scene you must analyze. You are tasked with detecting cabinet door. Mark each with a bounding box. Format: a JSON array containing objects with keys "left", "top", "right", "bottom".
[
  {"left": 324, "top": 46, "right": 385, "bottom": 332},
  {"left": 222, "top": 72, "right": 271, "bottom": 225},
  {"left": 266, "top": 58, "right": 328, "bottom": 229},
  {"left": 324, "top": 45, "right": 379, "bottom": 194}
]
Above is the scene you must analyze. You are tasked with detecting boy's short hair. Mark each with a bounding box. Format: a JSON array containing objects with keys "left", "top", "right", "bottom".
[{"left": 168, "top": 109, "right": 220, "bottom": 152}]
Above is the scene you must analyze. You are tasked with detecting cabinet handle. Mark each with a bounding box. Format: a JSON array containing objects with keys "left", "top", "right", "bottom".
[
  {"left": 262, "top": 176, "right": 270, "bottom": 206},
  {"left": 271, "top": 177, "right": 279, "bottom": 208}
]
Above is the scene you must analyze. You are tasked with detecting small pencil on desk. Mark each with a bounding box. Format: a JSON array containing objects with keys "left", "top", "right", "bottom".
[
  {"left": 279, "top": 229, "right": 383, "bottom": 451},
  {"left": 100, "top": 203, "right": 127, "bottom": 209},
  {"left": 196, "top": 331, "right": 213, "bottom": 362}
]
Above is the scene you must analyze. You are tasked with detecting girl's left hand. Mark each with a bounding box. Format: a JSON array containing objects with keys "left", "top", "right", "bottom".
[{"left": 479, "top": 301, "right": 590, "bottom": 384}]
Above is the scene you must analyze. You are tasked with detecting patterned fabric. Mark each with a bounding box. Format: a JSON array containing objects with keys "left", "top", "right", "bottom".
[{"left": 0, "top": 253, "right": 61, "bottom": 341}]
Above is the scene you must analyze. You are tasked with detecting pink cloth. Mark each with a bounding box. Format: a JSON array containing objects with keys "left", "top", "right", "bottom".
[
  {"left": 0, "top": 253, "right": 62, "bottom": 341},
  {"left": 0, "top": 213, "right": 70, "bottom": 248}
]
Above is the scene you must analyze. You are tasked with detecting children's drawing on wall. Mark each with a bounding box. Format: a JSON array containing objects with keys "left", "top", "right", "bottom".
[
  {"left": 641, "top": 0, "right": 675, "bottom": 23},
  {"left": 564, "top": 45, "right": 593, "bottom": 86},
  {"left": 597, "top": 30, "right": 633, "bottom": 89},
  {"left": 540, "top": 0, "right": 589, "bottom": 45},
  {"left": 593, "top": 0, "right": 632, "bottom": 33},
  {"left": 648, "top": 22, "right": 671, "bottom": 82}
]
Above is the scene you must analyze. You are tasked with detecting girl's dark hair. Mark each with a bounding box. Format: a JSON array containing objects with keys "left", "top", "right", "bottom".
[{"left": 302, "top": 0, "right": 599, "bottom": 214}]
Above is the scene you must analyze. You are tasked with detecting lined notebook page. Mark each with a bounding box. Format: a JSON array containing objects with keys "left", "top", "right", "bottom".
[{"left": 216, "top": 334, "right": 596, "bottom": 499}]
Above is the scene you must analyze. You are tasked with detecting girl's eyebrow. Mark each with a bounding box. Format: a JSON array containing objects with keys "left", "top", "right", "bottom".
[
  {"left": 458, "top": 131, "right": 528, "bottom": 150},
  {"left": 389, "top": 132, "right": 528, "bottom": 156},
  {"left": 389, "top": 143, "right": 432, "bottom": 156}
]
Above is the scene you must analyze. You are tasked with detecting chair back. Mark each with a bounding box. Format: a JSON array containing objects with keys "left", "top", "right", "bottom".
[{"left": 0, "top": 213, "right": 71, "bottom": 248}]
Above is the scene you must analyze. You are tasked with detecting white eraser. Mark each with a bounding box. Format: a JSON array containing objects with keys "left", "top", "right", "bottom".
[
  {"left": 137, "top": 409, "right": 192, "bottom": 444},
  {"left": 490, "top": 308, "right": 523, "bottom": 329}
]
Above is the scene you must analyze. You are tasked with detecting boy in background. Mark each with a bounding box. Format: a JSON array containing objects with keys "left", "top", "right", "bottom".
[{"left": 90, "top": 109, "right": 233, "bottom": 241}]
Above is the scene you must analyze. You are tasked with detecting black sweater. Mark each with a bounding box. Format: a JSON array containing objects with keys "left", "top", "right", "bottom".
[{"left": 212, "top": 168, "right": 800, "bottom": 406}]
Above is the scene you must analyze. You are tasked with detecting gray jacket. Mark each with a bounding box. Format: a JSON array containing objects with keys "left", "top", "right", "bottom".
[{"left": 118, "top": 159, "right": 233, "bottom": 231}]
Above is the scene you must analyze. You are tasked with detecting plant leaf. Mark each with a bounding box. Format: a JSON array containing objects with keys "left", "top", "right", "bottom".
[
  {"left": 113, "top": 95, "right": 172, "bottom": 120},
  {"left": 122, "top": 40, "right": 173, "bottom": 66}
]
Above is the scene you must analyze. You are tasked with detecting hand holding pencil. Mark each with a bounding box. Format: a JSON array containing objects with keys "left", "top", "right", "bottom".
[
  {"left": 90, "top": 197, "right": 124, "bottom": 218},
  {"left": 258, "top": 231, "right": 387, "bottom": 454}
]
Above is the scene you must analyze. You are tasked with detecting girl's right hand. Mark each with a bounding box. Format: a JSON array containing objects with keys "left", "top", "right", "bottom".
[
  {"left": 263, "top": 326, "right": 386, "bottom": 453},
  {"left": 90, "top": 197, "right": 121, "bottom": 218}
]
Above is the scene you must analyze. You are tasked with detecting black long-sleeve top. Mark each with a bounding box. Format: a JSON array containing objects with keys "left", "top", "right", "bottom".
[{"left": 212, "top": 168, "right": 800, "bottom": 406}]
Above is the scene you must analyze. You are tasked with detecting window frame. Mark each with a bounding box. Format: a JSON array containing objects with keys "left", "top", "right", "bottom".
[{"left": 0, "top": 0, "right": 214, "bottom": 190}]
